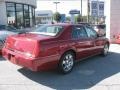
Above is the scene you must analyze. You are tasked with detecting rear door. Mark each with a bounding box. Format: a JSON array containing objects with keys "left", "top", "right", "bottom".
[{"left": 72, "top": 25, "right": 95, "bottom": 60}]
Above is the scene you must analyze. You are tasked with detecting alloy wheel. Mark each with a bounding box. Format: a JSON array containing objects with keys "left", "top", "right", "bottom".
[
  {"left": 103, "top": 44, "right": 109, "bottom": 56},
  {"left": 62, "top": 53, "right": 74, "bottom": 72}
]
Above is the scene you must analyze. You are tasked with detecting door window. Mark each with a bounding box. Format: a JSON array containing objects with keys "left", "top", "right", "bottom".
[
  {"left": 72, "top": 26, "right": 88, "bottom": 39},
  {"left": 85, "top": 27, "right": 97, "bottom": 38}
]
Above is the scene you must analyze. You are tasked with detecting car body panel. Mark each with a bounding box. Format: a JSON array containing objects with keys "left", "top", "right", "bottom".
[{"left": 2, "top": 24, "right": 109, "bottom": 71}]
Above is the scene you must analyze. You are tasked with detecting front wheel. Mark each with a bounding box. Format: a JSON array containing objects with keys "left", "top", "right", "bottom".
[
  {"left": 58, "top": 52, "right": 75, "bottom": 74},
  {"left": 101, "top": 44, "right": 109, "bottom": 56}
]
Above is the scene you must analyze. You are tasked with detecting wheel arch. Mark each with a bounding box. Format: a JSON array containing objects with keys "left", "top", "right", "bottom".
[
  {"left": 105, "top": 41, "right": 110, "bottom": 48},
  {"left": 60, "top": 49, "right": 76, "bottom": 61},
  {"left": 58, "top": 49, "right": 76, "bottom": 74}
]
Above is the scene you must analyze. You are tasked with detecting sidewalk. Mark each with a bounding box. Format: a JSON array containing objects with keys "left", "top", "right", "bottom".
[{"left": 0, "top": 44, "right": 120, "bottom": 90}]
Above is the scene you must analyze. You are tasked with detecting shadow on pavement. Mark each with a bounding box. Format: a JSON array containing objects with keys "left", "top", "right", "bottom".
[{"left": 18, "top": 52, "right": 120, "bottom": 89}]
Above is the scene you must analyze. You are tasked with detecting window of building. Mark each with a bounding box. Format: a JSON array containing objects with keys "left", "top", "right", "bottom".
[
  {"left": 6, "top": 3, "right": 15, "bottom": 12},
  {"left": 16, "top": 4, "right": 24, "bottom": 28},
  {"left": 6, "top": 2, "right": 35, "bottom": 28},
  {"left": 6, "top": 3, "right": 16, "bottom": 26},
  {"left": 24, "top": 5, "right": 30, "bottom": 27}
]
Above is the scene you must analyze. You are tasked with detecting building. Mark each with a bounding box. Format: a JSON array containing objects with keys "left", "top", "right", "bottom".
[
  {"left": 90, "top": 0, "right": 105, "bottom": 24},
  {"left": 105, "top": 0, "right": 120, "bottom": 42},
  {"left": 0, "top": 0, "right": 36, "bottom": 28},
  {"left": 69, "top": 9, "right": 80, "bottom": 23},
  {"left": 35, "top": 10, "right": 53, "bottom": 24},
  {"left": 91, "top": 1, "right": 104, "bottom": 17}
]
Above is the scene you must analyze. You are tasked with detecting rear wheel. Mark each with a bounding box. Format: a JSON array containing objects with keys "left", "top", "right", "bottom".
[
  {"left": 101, "top": 44, "right": 109, "bottom": 56},
  {"left": 58, "top": 52, "right": 75, "bottom": 74}
]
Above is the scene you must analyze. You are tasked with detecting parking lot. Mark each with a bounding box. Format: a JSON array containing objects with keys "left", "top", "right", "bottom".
[{"left": 0, "top": 44, "right": 120, "bottom": 90}]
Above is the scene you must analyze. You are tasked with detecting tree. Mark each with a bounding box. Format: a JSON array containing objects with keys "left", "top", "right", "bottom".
[
  {"left": 75, "top": 15, "right": 90, "bottom": 23},
  {"left": 82, "top": 16, "right": 87, "bottom": 22},
  {"left": 76, "top": 14, "right": 82, "bottom": 23},
  {"left": 54, "top": 12, "right": 61, "bottom": 23},
  {"left": 66, "top": 16, "right": 70, "bottom": 22}
]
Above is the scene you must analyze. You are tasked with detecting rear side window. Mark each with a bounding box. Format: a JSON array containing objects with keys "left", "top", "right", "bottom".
[{"left": 72, "top": 26, "right": 88, "bottom": 39}]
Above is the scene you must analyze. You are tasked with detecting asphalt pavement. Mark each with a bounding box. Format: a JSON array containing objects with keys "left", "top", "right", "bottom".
[{"left": 0, "top": 44, "right": 120, "bottom": 90}]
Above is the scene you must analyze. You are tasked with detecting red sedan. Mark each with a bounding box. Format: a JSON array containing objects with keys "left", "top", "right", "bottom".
[{"left": 2, "top": 24, "right": 110, "bottom": 74}]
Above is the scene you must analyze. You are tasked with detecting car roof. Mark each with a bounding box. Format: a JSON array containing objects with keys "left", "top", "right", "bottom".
[{"left": 51, "top": 23, "right": 88, "bottom": 27}]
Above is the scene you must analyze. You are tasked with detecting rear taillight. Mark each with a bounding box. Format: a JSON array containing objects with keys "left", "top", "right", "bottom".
[
  {"left": 24, "top": 41, "right": 40, "bottom": 58},
  {"left": 32, "top": 41, "right": 40, "bottom": 58}
]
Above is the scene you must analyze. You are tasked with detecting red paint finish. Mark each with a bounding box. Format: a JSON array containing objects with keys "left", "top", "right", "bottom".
[
  {"left": 2, "top": 24, "right": 109, "bottom": 71},
  {"left": 0, "top": 47, "right": 2, "bottom": 55},
  {"left": 0, "top": 50, "right": 2, "bottom": 55}
]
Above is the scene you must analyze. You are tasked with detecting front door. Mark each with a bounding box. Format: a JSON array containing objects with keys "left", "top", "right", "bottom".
[{"left": 85, "top": 26, "right": 104, "bottom": 55}]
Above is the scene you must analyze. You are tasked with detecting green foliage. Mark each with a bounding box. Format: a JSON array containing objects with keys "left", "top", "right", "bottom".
[
  {"left": 66, "top": 16, "right": 70, "bottom": 21},
  {"left": 75, "top": 15, "right": 89, "bottom": 23},
  {"left": 54, "top": 12, "right": 61, "bottom": 23},
  {"left": 76, "top": 14, "right": 82, "bottom": 22},
  {"left": 82, "top": 16, "right": 87, "bottom": 22}
]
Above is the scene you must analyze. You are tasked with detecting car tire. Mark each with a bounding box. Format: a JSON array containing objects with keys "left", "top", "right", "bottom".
[
  {"left": 58, "top": 51, "right": 75, "bottom": 74},
  {"left": 101, "top": 44, "right": 109, "bottom": 56}
]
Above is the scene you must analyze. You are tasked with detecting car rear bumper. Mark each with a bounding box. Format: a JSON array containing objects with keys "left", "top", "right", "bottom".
[
  {"left": 2, "top": 48, "right": 38, "bottom": 71},
  {"left": 2, "top": 48, "right": 60, "bottom": 71}
]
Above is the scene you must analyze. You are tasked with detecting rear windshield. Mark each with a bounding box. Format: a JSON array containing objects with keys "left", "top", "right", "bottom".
[{"left": 30, "top": 25, "right": 64, "bottom": 36}]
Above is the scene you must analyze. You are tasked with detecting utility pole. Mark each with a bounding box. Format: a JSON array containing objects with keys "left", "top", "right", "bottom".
[
  {"left": 81, "top": 0, "right": 82, "bottom": 21},
  {"left": 97, "top": 0, "right": 99, "bottom": 24},
  {"left": 53, "top": 2, "right": 60, "bottom": 12},
  {"left": 87, "top": 0, "right": 90, "bottom": 23}
]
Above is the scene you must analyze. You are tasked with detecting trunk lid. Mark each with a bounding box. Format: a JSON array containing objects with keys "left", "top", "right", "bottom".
[{"left": 5, "top": 33, "right": 53, "bottom": 57}]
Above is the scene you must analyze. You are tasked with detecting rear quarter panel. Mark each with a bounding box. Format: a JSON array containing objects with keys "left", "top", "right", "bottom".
[{"left": 36, "top": 25, "right": 75, "bottom": 69}]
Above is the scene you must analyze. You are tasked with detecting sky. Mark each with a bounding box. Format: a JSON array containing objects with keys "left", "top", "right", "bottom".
[
  {"left": 36, "top": 0, "right": 87, "bottom": 16},
  {"left": 36, "top": 0, "right": 105, "bottom": 16}
]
